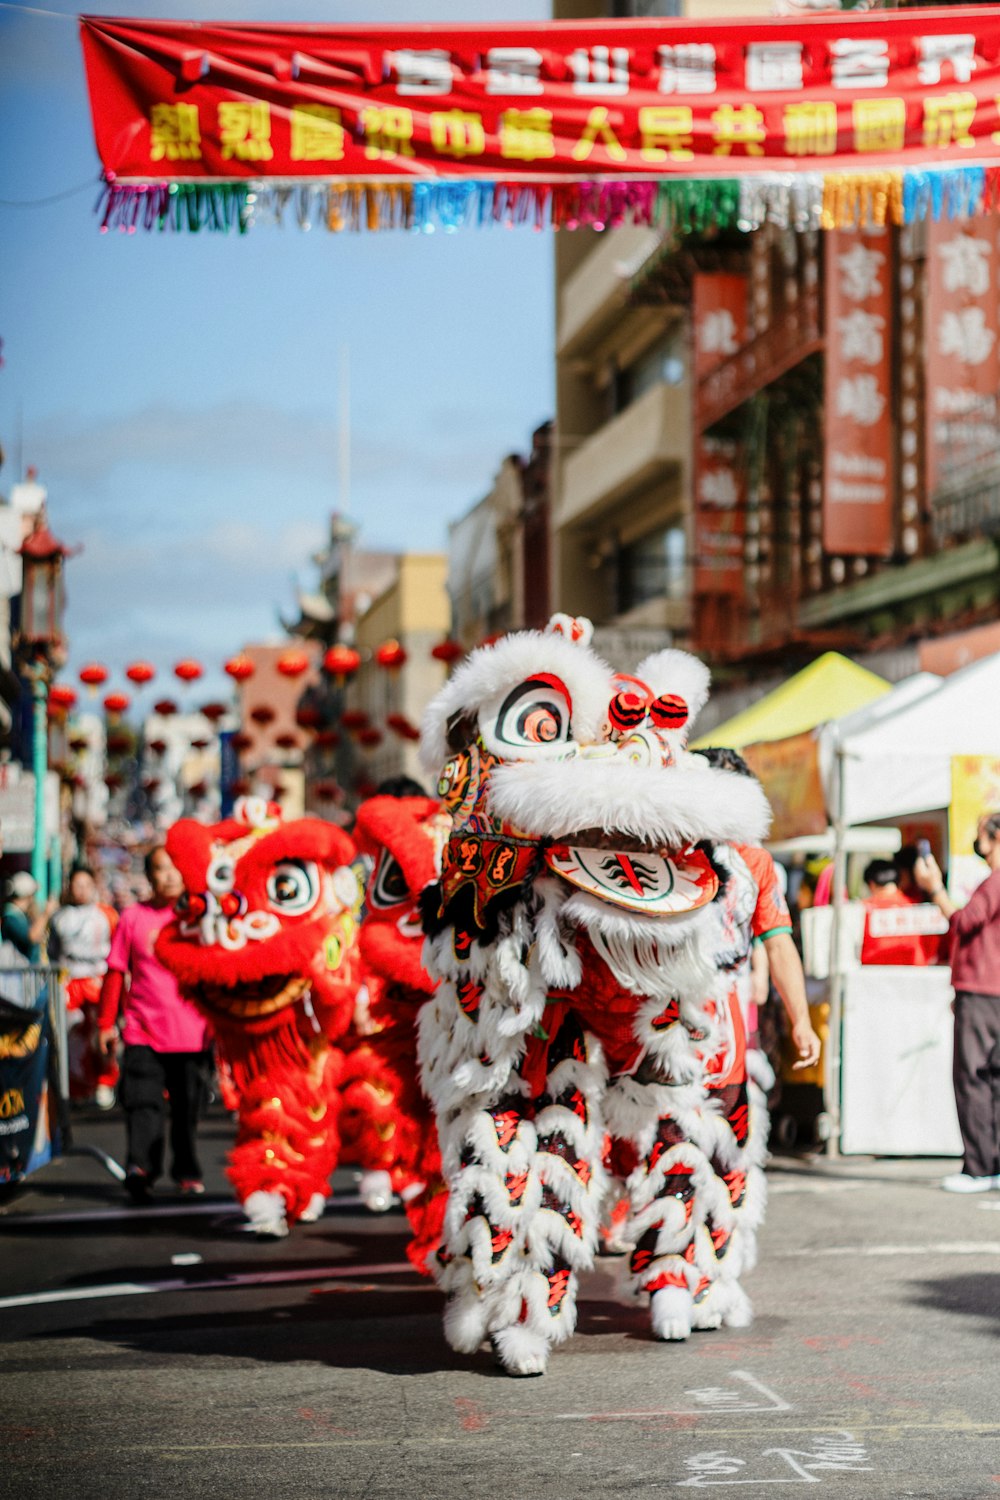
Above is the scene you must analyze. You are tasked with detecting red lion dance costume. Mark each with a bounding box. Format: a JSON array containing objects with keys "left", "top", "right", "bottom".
[
  {"left": 157, "top": 797, "right": 363, "bottom": 1237},
  {"left": 416, "top": 617, "right": 771, "bottom": 1375},
  {"left": 342, "top": 792, "right": 448, "bottom": 1269}
]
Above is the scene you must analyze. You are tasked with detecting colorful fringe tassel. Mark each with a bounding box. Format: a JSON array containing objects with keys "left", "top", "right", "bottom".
[{"left": 96, "top": 165, "right": 1000, "bottom": 237}]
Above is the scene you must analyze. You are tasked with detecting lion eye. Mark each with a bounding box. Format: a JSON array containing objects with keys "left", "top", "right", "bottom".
[
  {"left": 368, "top": 852, "right": 409, "bottom": 910},
  {"left": 266, "top": 860, "right": 319, "bottom": 915},
  {"left": 494, "top": 675, "right": 572, "bottom": 750},
  {"left": 206, "top": 855, "right": 235, "bottom": 895}
]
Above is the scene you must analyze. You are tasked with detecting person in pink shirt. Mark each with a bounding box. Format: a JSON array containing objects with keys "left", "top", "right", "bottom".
[{"left": 97, "top": 846, "right": 211, "bottom": 1202}]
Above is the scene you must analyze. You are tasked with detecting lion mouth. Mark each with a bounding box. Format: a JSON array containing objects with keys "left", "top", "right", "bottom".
[
  {"left": 545, "top": 841, "right": 718, "bottom": 915},
  {"left": 193, "top": 974, "right": 310, "bottom": 1021}
]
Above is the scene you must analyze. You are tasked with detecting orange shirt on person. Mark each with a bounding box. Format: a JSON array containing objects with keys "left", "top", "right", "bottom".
[{"left": 860, "top": 888, "right": 948, "bottom": 966}]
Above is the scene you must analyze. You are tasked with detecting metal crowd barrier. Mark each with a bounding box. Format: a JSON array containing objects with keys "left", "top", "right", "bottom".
[{"left": 0, "top": 965, "right": 124, "bottom": 1184}]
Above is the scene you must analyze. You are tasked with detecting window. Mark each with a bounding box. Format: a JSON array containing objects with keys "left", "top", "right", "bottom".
[
  {"left": 616, "top": 524, "right": 687, "bottom": 611},
  {"left": 610, "top": 325, "right": 686, "bottom": 415}
]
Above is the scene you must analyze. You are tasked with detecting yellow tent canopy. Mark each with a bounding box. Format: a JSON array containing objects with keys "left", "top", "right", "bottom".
[{"left": 691, "top": 652, "right": 891, "bottom": 750}]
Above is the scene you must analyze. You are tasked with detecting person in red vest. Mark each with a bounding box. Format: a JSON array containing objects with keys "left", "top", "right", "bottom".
[{"left": 860, "top": 858, "right": 947, "bottom": 967}]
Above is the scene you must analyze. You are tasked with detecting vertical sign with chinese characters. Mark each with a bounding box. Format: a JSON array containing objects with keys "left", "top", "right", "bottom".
[
  {"left": 823, "top": 230, "right": 894, "bottom": 557},
  {"left": 693, "top": 273, "right": 748, "bottom": 596},
  {"left": 925, "top": 214, "right": 1000, "bottom": 499}
]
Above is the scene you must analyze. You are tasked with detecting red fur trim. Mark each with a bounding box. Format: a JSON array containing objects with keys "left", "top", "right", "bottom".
[
  {"left": 223, "top": 1025, "right": 345, "bottom": 1223},
  {"left": 404, "top": 1181, "right": 448, "bottom": 1277},
  {"left": 354, "top": 796, "right": 441, "bottom": 895}
]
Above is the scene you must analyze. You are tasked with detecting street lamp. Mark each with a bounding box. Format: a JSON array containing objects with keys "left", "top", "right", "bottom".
[{"left": 17, "top": 520, "right": 70, "bottom": 900}]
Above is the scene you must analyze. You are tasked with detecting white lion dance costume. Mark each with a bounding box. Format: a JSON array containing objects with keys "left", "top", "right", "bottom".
[{"left": 417, "top": 618, "right": 771, "bottom": 1376}]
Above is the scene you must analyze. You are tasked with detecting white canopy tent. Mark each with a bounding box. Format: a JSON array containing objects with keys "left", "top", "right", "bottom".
[
  {"left": 816, "top": 653, "right": 1000, "bottom": 1155},
  {"left": 824, "top": 655, "right": 1000, "bottom": 827}
]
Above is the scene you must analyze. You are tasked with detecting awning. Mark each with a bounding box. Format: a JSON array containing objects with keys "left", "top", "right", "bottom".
[{"left": 691, "top": 651, "right": 890, "bottom": 750}]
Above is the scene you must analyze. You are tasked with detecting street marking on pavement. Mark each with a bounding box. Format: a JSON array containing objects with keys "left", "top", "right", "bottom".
[
  {"left": 0, "top": 1260, "right": 414, "bottom": 1310},
  {"left": 773, "top": 1241, "right": 1000, "bottom": 1258},
  {"left": 149, "top": 1420, "right": 1000, "bottom": 1454},
  {"left": 767, "top": 1181, "right": 864, "bottom": 1195},
  {"left": 551, "top": 1371, "right": 791, "bottom": 1421},
  {"left": 0, "top": 1195, "right": 369, "bottom": 1227}
]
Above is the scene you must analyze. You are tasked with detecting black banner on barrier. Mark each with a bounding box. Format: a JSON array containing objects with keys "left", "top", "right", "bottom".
[{"left": 0, "top": 1003, "right": 57, "bottom": 1184}]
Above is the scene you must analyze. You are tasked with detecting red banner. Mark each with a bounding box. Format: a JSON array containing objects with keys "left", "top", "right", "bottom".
[
  {"left": 81, "top": 11, "right": 1000, "bottom": 182},
  {"left": 925, "top": 212, "right": 1000, "bottom": 498},
  {"left": 693, "top": 274, "right": 748, "bottom": 597},
  {"left": 823, "top": 229, "right": 894, "bottom": 556}
]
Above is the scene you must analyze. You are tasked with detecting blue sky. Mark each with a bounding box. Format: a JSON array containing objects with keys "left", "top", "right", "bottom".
[{"left": 0, "top": 0, "right": 554, "bottom": 694}]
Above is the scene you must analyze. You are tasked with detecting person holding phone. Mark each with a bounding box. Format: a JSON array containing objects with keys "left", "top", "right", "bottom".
[{"left": 915, "top": 812, "right": 1000, "bottom": 1193}]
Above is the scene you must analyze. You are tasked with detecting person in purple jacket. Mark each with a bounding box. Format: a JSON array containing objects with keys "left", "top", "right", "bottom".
[{"left": 916, "top": 811, "right": 1000, "bottom": 1194}]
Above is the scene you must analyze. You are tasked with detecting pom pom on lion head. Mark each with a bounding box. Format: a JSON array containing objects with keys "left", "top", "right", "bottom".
[{"left": 156, "top": 802, "right": 363, "bottom": 1035}]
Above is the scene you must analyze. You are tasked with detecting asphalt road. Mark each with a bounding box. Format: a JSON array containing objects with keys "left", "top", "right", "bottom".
[{"left": 1, "top": 1106, "right": 999, "bottom": 1500}]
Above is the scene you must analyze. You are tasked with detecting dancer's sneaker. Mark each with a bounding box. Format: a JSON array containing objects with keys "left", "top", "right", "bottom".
[
  {"left": 94, "top": 1083, "right": 116, "bottom": 1110},
  {"left": 177, "top": 1179, "right": 205, "bottom": 1196},
  {"left": 941, "top": 1172, "right": 996, "bottom": 1193}
]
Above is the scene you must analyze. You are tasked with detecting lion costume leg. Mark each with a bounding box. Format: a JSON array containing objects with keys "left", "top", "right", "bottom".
[{"left": 419, "top": 956, "right": 607, "bottom": 1376}]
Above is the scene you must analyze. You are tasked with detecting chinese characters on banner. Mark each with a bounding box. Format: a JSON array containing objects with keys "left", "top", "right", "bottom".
[
  {"left": 80, "top": 16, "right": 1000, "bottom": 182},
  {"left": 693, "top": 273, "right": 748, "bottom": 597},
  {"left": 823, "top": 230, "right": 894, "bottom": 556},
  {"left": 925, "top": 214, "right": 1000, "bottom": 499}
]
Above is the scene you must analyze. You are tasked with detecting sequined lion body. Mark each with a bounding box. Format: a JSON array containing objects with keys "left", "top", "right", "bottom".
[{"left": 158, "top": 798, "right": 363, "bottom": 1236}]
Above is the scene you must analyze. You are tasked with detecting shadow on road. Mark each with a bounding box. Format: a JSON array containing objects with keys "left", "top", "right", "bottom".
[
  {"left": 909, "top": 1273, "right": 1000, "bottom": 1334},
  {"left": 35, "top": 1281, "right": 505, "bottom": 1376}
]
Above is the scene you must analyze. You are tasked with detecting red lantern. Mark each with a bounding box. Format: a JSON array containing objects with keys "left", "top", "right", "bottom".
[
  {"left": 386, "top": 712, "right": 421, "bottom": 742},
  {"left": 143, "top": 776, "right": 161, "bottom": 793},
  {"left": 230, "top": 777, "right": 250, "bottom": 797},
  {"left": 375, "top": 638, "right": 407, "bottom": 670},
  {"left": 274, "top": 731, "right": 299, "bottom": 750},
  {"left": 314, "top": 728, "right": 340, "bottom": 749},
  {"left": 340, "top": 709, "right": 369, "bottom": 731},
  {"left": 125, "top": 661, "right": 156, "bottom": 686},
  {"left": 358, "top": 726, "right": 383, "bottom": 748},
  {"left": 277, "top": 649, "right": 310, "bottom": 678},
  {"left": 153, "top": 698, "right": 178, "bottom": 717},
  {"left": 200, "top": 701, "right": 227, "bottom": 723},
  {"left": 188, "top": 780, "right": 208, "bottom": 798},
  {"left": 431, "top": 637, "right": 464, "bottom": 665},
  {"left": 103, "top": 692, "right": 131, "bottom": 715},
  {"left": 106, "top": 730, "right": 132, "bottom": 756},
  {"left": 224, "top": 653, "right": 256, "bottom": 682},
  {"left": 295, "top": 704, "right": 323, "bottom": 731},
  {"left": 69, "top": 734, "right": 89, "bottom": 754},
  {"left": 148, "top": 738, "right": 167, "bottom": 756},
  {"left": 79, "top": 662, "right": 108, "bottom": 691},
  {"left": 49, "top": 683, "right": 78, "bottom": 711},
  {"left": 313, "top": 780, "right": 340, "bottom": 803},
  {"left": 356, "top": 777, "right": 378, "bottom": 800},
  {"left": 323, "top": 644, "right": 361, "bottom": 678},
  {"left": 174, "top": 659, "right": 204, "bottom": 684},
  {"left": 190, "top": 737, "right": 210, "bottom": 751},
  {"left": 231, "top": 731, "right": 253, "bottom": 752},
  {"left": 249, "top": 705, "right": 276, "bottom": 726},
  {"left": 104, "top": 772, "right": 123, "bottom": 791}
]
